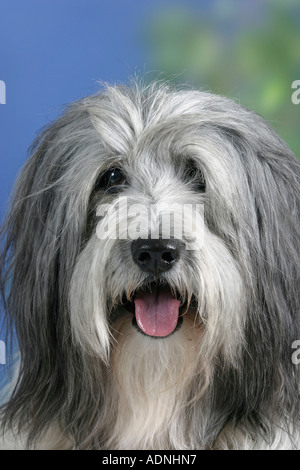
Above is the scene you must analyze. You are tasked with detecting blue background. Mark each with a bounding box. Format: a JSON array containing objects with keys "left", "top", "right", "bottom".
[{"left": 0, "top": 0, "right": 169, "bottom": 219}]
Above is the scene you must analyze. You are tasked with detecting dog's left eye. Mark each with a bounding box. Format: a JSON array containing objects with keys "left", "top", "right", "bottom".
[
  {"left": 95, "top": 167, "right": 127, "bottom": 192},
  {"left": 185, "top": 164, "right": 206, "bottom": 193}
]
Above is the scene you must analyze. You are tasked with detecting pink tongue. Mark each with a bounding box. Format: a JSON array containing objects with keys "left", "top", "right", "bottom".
[{"left": 134, "top": 286, "right": 180, "bottom": 337}]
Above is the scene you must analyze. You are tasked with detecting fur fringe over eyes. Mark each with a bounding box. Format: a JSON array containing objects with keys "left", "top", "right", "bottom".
[{"left": 0, "top": 80, "right": 299, "bottom": 450}]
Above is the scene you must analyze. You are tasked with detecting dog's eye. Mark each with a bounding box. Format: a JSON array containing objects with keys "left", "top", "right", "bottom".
[
  {"left": 95, "top": 167, "right": 127, "bottom": 192},
  {"left": 185, "top": 164, "right": 206, "bottom": 193}
]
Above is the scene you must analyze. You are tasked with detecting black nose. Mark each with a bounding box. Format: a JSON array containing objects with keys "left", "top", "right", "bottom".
[{"left": 131, "top": 238, "right": 185, "bottom": 275}]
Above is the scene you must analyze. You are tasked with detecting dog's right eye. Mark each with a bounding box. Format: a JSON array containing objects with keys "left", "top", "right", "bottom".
[{"left": 94, "top": 167, "right": 127, "bottom": 193}]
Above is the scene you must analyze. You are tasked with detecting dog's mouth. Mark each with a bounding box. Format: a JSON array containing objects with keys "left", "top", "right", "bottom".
[{"left": 121, "top": 282, "right": 194, "bottom": 338}]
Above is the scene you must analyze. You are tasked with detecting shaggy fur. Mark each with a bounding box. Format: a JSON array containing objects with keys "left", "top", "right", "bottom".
[{"left": 0, "top": 80, "right": 299, "bottom": 449}]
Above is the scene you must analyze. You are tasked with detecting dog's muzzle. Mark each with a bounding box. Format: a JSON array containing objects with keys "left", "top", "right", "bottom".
[{"left": 129, "top": 238, "right": 185, "bottom": 338}]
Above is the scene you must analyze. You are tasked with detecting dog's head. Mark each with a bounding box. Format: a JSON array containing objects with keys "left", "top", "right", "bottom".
[{"left": 1, "top": 81, "right": 299, "bottom": 447}]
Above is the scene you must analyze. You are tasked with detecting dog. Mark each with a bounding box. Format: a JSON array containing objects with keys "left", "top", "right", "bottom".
[{"left": 0, "top": 80, "right": 299, "bottom": 449}]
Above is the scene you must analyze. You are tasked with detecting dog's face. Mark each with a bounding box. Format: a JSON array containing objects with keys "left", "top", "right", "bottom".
[
  {"left": 1, "top": 82, "right": 299, "bottom": 449},
  {"left": 68, "top": 87, "right": 249, "bottom": 367}
]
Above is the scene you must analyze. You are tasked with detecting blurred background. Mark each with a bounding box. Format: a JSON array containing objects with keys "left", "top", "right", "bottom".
[
  {"left": 0, "top": 0, "right": 299, "bottom": 380},
  {"left": 145, "top": 0, "right": 300, "bottom": 154}
]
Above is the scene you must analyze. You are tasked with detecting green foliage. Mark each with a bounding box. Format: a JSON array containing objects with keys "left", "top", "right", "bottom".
[{"left": 144, "top": 0, "right": 300, "bottom": 157}]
